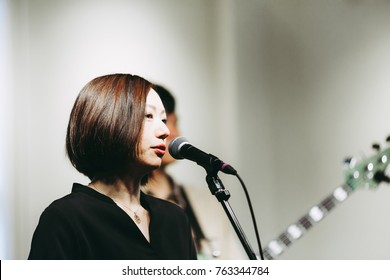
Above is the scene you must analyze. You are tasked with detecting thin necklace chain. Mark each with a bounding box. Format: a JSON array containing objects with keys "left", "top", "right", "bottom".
[
  {"left": 90, "top": 183, "right": 142, "bottom": 224},
  {"left": 112, "top": 199, "right": 142, "bottom": 224}
]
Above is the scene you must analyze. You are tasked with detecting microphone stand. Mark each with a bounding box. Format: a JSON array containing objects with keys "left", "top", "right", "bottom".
[{"left": 205, "top": 164, "right": 258, "bottom": 260}]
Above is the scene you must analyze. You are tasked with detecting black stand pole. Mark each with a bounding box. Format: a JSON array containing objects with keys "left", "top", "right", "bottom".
[{"left": 206, "top": 174, "right": 258, "bottom": 260}]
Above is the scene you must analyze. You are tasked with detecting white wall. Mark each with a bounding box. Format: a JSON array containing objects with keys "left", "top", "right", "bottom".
[
  {"left": 0, "top": 0, "right": 15, "bottom": 259},
  {"left": 235, "top": 1, "right": 390, "bottom": 259},
  {"left": 2, "top": 0, "right": 390, "bottom": 259}
]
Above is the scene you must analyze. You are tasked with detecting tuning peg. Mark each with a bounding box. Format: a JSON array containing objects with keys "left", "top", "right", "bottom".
[
  {"left": 372, "top": 143, "right": 381, "bottom": 151},
  {"left": 343, "top": 157, "right": 356, "bottom": 168},
  {"left": 374, "top": 171, "right": 390, "bottom": 184}
]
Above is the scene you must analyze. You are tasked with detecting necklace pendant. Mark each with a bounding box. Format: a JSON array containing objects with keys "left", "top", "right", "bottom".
[{"left": 134, "top": 213, "right": 141, "bottom": 224}]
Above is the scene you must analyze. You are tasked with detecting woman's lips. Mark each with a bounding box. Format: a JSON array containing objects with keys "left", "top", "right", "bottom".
[{"left": 152, "top": 145, "right": 166, "bottom": 157}]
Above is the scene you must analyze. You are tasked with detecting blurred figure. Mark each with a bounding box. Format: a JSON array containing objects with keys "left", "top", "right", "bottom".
[
  {"left": 28, "top": 74, "right": 196, "bottom": 260},
  {"left": 143, "top": 85, "right": 245, "bottom": 259}
]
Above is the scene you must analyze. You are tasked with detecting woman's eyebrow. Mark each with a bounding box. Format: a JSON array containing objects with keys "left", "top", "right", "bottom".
[{"left": 146, "top": 104, "right": 166, "bottom": 114}]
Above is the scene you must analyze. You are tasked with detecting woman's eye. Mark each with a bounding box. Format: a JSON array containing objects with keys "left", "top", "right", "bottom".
[
  {"left": 145, "top": 113, "right": 153, "bottom": 119},
  {"left": 162, "top": 119, "right": 167, "bottom": 124}
]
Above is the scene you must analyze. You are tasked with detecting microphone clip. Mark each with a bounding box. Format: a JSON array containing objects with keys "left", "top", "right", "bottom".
[{"left": 206, "top": 175, "right": 231, "bottom": 202}]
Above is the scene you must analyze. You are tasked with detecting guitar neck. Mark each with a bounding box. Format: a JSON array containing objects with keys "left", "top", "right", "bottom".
[
  {"left": 261, "top": 143, "right": 390, "bottom": 260},
  {"left": 262, "top": 183, "right": 354, "bottom": 260}
]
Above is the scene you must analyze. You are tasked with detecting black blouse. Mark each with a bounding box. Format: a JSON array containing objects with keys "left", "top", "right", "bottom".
[{"left": 28, "top": 183, "right": 197, "bottom": 260}]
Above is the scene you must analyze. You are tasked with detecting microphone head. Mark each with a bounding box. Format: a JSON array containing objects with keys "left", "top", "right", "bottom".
[{"left": 168, "top": 136, "right": 189, "bottom": 159}]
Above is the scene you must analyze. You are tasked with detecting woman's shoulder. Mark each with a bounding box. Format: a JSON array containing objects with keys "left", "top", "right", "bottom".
[{"left": 40, "top": 183, "right": 100, "bottom": 216}]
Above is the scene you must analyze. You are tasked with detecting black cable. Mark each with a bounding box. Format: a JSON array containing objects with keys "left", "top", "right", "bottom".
[{"left": 235, "top": 173, "right": 264, "bottom": 260}]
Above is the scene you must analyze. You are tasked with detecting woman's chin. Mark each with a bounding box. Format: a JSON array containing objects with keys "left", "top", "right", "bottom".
[{"left": 148, "top": 160, "right": 162, "bottom": 170}]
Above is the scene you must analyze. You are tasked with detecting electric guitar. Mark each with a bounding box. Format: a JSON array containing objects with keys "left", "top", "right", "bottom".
[{"left": 262, "top": 140, "right": 390, "bottom": 260}]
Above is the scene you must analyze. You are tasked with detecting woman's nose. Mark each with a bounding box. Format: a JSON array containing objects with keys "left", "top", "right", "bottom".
[{"left": 157, "top": 120, "right": 170, "bottom": 140}]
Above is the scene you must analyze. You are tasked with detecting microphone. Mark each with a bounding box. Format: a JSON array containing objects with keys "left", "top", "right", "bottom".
[{"left": 168, "top": 136, "right": 237, "bottom": 175}]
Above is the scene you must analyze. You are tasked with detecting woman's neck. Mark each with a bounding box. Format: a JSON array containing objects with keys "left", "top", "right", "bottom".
[
  {"left": 90, "top": 176, "right": 151, "bottom": 241},
  {"left": 89, "top": 177, "right": 141, "bottom": 206},
  {"left": 146, "top": 168, "right": 173, "bottom": 200}
]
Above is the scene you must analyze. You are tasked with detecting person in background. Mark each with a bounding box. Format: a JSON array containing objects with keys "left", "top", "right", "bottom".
[
  {"left": 142, "top": 84, "right": 246, "bottom": 259},
  {"left": 28, "top": 74, "right": 197, "bottom": 260}
]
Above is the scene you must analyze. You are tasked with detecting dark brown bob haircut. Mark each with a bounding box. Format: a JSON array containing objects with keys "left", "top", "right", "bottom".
[{"left": 66, "top": 73, "right": 152, "bottom": 182}]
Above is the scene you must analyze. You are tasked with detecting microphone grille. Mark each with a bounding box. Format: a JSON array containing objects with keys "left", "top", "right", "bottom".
[{"left": 168, "top": 136, "right": 189, "bottom": 159}]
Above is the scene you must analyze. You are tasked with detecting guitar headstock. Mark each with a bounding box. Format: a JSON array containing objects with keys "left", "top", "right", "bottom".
[{"left": 344, "top": 138, "right": 390, "bottom": 190}]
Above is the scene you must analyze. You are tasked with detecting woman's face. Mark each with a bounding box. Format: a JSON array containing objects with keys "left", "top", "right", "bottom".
[
  {"left": 137, "top": 89, "right": 170, "bottom": 171},
  {"left": 161, "top": 112, "right": 180, "bottom": 167}
]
